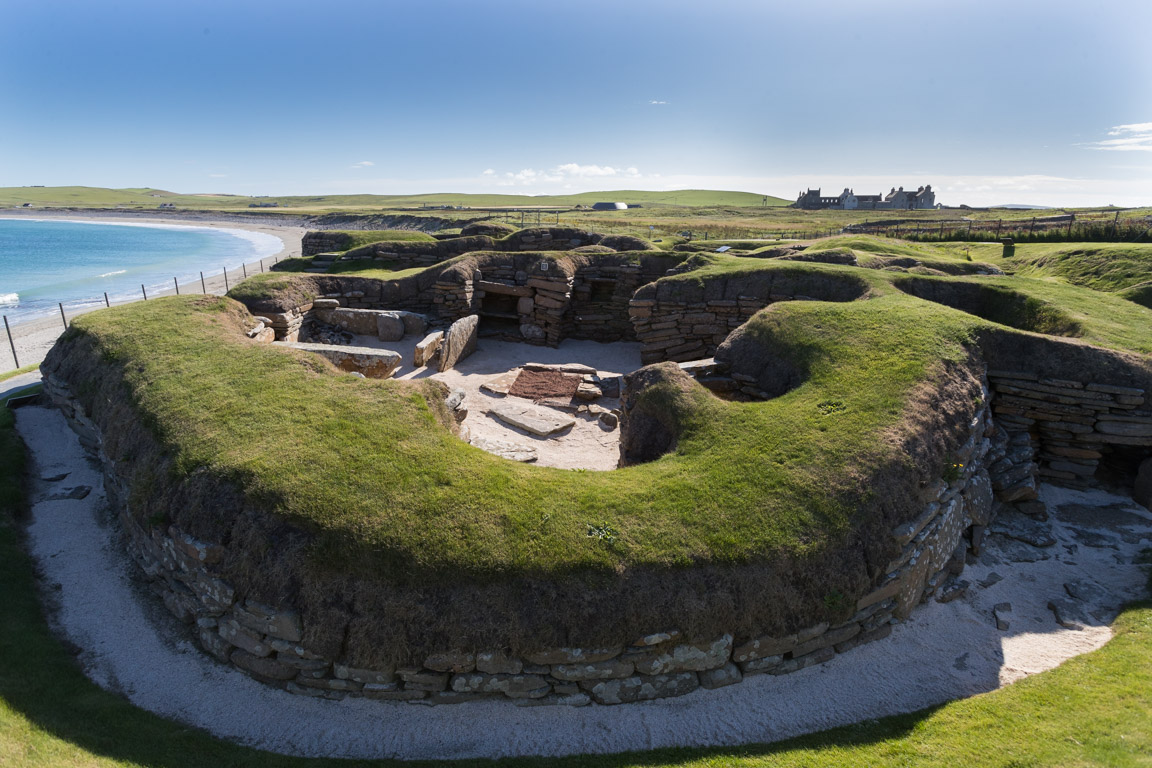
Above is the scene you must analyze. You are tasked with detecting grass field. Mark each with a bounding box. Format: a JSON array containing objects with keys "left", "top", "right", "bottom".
[
  {"left": 2, "top": 398, "right": 1150, "bottom": 767},
  {"left": 0, "top": 186, "right": 788, "bottom": 212}
]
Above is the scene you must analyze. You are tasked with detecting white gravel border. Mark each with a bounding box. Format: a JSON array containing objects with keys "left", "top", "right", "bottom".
[{"left": 15, "top": 404, "right": 1152, "bottom": 761}]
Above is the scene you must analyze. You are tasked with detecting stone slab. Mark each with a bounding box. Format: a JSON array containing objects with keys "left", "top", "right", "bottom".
[
  {"left": 470, "top": 436, "right": 538, "bottom": 462},
  {"left": 488, "top": 402, "right": 575, "bottom": 436},
  {"left": 438, "top": 315, "right": 479, "bottom": 372},
  {"left": 413, "top": 331, "right": 443, "bottom": 368},
  {"left": 282, "top": 342, "right": 401, "bottom": 379},
  {"left": 480, "top": 369, "right": 521, "bottom": 396}
]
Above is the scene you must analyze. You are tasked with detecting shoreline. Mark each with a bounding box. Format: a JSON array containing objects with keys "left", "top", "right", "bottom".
[{"left": 0, "top": 212, "right": 305, "bottom": 373}]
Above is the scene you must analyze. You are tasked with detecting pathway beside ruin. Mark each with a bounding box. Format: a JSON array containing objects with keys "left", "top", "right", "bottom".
[{"left": 14, "top": 403, "right": 1152, "bottom": 761}]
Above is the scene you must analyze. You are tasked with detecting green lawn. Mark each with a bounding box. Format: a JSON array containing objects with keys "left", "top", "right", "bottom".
[
  {"left": 2, "top": 398, "right": 1150, "bottom": 767},
  {"left": 0, "top": 364, "right": 38, "bottom": 384},
  {"left": 0, "top": 186, "right": 787, "bottom": 212}
]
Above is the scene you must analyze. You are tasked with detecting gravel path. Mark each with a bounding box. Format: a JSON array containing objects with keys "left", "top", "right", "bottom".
[{"left": 15, "top": 404, "right": 1152, "bottom": 761}]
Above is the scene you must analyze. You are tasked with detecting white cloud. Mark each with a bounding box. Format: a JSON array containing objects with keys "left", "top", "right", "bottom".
[
  {"left": 482, "top": 163, "right": 647, "bottom": 189},
  {"left": 350, "top": 160, "right": 375, "bottom": 168},
  {"left": 1085, "top": 123, "right": 1152, "bottom": 152},
  {"left": 648, "top": 100, "right": 668, "bottom": 105}
]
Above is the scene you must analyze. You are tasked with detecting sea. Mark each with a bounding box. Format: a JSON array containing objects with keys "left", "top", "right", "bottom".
[{"left": 0, "top": 218, "right": 283, "bottom": 324}]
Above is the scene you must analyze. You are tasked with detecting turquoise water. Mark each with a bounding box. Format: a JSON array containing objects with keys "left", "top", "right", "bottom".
[{"left": 0, "top": 218, "right": 282, "bottom": 322}]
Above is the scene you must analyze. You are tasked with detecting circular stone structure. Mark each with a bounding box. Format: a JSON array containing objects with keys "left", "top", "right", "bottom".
[{"left": 38, "top": 229, "right": 1152, "bottom": 707}]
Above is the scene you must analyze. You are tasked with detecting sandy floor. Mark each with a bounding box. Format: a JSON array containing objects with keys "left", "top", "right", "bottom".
[
  {"left": 333, "top": 334, "right": 642, "bottom": 470},
  {"left": 14, "top": 401, "right": 1152, "bottom": 761},
  {"left": 1, "top": 214, "right": 304, "bottom": 373}
]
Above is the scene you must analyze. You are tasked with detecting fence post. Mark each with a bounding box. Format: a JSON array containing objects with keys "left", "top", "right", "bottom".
[
  {"left": 4, "top": 315, "right": 19, "bottom": 369},
  {"left": 200, "top": 272, "right": 207, "bottom": 293},
  {"left": 1067, "top": 213, "right": 1074, "bottom": 237},
  {"left": 174, "top": 277, "right": 180, "bottom": 295},
  {"left": 242, "top": 263, "right": 248, "bottom": 279},
  {"left": 995, "top": 219, "right": 1002, "bottom": 238},
  {"left": 59, "top": 302, "right": 67, "bottom": 329},
  {"left": 223, "top": 268, "right": 229, "bottom": 292},
  {"left": 967, "top": 220, "right": 973, "bottom": 238},
  {"left": 1029, "top": 217, "right": 1036, "bottom": 235},
  {"left": 104, "top": 292, "right": 110, "bottom": 308},
  {"left": 1113, "top": 210, "right": 1120, "bottom": 238},
  {"left": 141, "top": 284, "right": 148, "bottom": 301},
  {"left": 259, "top": 260, "right": 264, "bottom": 273}
]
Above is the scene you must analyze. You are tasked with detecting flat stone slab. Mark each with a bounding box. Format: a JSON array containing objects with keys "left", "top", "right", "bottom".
[
  {"left": 470, "top": 436, "right": 538, "bottom": 462},
  {"left": 480, "top": 369, "right": 521, "bottom": 396},
  {"left": 281, "top": 342, "right": 401, "bottom": 379},
  {"left": 488, "top": 402, "right": 575, "bottom": 436},
  {"left": 438, "top": 315, "right": 479, "bottom": 372}
]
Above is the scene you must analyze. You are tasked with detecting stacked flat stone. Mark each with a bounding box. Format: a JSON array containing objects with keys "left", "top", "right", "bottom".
[{"left": 988, "top": 370, "right": 1148, "bottom": 490}]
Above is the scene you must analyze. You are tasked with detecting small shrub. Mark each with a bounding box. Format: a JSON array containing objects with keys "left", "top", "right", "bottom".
[
  {"left": 817, "top": 400, "right": 846, "bottom": 416},
  {"left": 586, "top": 522, "right": 619, "bottom": 542}
]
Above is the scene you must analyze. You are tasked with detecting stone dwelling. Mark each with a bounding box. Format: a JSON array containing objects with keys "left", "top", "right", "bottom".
[{"left": 793, "top": 185, "right": 935, "bottom": 210}]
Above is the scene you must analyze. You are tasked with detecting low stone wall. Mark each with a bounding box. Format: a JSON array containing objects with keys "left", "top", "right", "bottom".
[
  {"left": 302, "top": 231, "right": 357, "bottom": 257},
  {"left": 629, "top": 269, "right": 868, "bottom": 364},
  {"left": 39, "top": 373, "right": 999, "bottom": 707}
]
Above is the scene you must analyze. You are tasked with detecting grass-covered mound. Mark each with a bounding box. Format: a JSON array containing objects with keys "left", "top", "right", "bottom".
[
  {"left": 39, "top": 243, "right": 1152, "bottom": 667},
  {"left": 2, "top": 394, "right": 1151, "bottom": 766},
  {"left": 1002, "top": 242, "right": 1152, "bottom": 293}
]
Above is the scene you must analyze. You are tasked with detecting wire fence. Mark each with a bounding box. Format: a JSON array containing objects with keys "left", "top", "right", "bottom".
[
  {"left": 2, "top": 256, "right": 279, "bottom": 372},
  {"left": 847, "top": 210, "right": 1152, "bottom": 244}
]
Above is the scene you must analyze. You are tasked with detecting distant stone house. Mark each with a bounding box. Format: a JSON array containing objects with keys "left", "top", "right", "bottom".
[{"left": 793, "top": 185, "right": 935, "bottom": 210}]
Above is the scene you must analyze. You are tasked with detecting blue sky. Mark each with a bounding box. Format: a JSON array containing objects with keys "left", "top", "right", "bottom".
[{"left": 2, "top": 0, "right": 1150, "bottom": 206}]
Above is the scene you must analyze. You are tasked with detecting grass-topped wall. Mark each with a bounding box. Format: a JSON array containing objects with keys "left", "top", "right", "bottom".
[{"left": 37, "top": 241, "right": 1152, "bottom": 680}]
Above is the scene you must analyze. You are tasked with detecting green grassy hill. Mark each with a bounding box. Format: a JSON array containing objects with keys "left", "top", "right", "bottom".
[{"left": 0, "top": 186, "right": 788, "bottom": 212}]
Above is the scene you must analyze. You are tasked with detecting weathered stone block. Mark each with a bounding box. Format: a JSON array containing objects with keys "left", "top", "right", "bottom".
[
  {"left": 334, "top": 663, "right": 394, "bottom": 684},
  {"left": 581, "top": 672, "right": 699, "bottom": 705},
  {"left": 450, "top": 673, "right": 549, "bottom": 695},
  {"left": 398, "top": 670, "right": 450, "bottom": 692},
  {"left": 438, "top": 314, "right": 479, "bottom": 372},
  {"left": 413, "top": 331, "right": 443, "bottom": 368},
  {"left": 632, "top": 634, "right": 732, "bottom": 675},
  {"left": 476, "top": 650, "right": 523, "bottom": 675},
  {"left": 376, "top": 312, "right": 405, "bottom": 341},
  {"left": 699, "top": 662, "right": 742, "bottom": 689},
  {"left": 232, "top": 601, "right": 303, "bottom": 643},
  {"left": 218, "top": 618, "right": 271, "bottom": 657},
  {"left": 283, "top": 342, "right": 401, "bottom": 379},
  {"left": 770, "top": 646, "right": 835, "bottom": 675},
  {"left": 524, "top": 646, "right": 622, "bottom": 665},
  {"left": 230, "top": 649, "right": 297, "bottom": 681},
  {"left": 550, "top": 659, "right": 634, "bottom": 681}
]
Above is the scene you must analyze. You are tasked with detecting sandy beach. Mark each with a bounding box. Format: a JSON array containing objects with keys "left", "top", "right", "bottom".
[{"left": 0, "top": 212, "right": 305, "bottom": 373}]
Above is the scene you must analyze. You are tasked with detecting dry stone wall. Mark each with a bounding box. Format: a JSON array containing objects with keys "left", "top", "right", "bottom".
[
  {"left": 39, "top": 372, "right": 999, "bottom": 708},
  {"left": 987, "top": 369, "right": 1150, "bottom": 491},
  {"left": 629, "top": 270, "right": 868, "bottom": 364}
]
